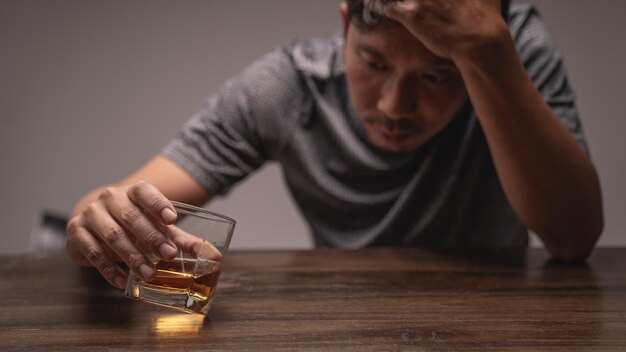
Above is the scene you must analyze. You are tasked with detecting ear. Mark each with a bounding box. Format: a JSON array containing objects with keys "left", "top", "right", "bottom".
[{"left": 340, "top": 2, "right": 350, "bottom": 38}]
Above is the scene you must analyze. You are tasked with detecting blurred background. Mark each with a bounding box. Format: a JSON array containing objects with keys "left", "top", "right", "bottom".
[{"left": 1, "top": 0, "right": 624, "bottom": 254}]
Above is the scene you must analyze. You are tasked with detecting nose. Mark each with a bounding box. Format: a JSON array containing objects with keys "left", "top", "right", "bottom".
[{"left": 377, "top": 74, "right": 418, "bottom": 119}]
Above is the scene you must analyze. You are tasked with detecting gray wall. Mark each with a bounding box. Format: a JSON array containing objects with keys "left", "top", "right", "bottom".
[{"left": 0, "top": 0, "right": 624, "bottom": 254}]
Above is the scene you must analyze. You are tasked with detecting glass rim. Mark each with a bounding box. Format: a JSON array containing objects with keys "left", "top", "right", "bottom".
[{"left": 170, "top": 200, "right": 236, "bottom": 225}]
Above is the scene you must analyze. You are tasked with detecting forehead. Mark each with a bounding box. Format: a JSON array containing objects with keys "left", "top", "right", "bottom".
[{"left": 348, "top": 22, "right": 450, "bottom": 67}]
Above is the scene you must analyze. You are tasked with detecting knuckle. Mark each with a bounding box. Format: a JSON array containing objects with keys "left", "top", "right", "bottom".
[
  {"left": 128, "top": 181, "right": 168, "bottom": 214},
  {"left": 143, "top": 230, "right": 165, "bottom": 246},
  {"left": 101, "top": 225, "right": 126, "bottom": 244},
  {"left": 127, "top": 252, "right": 146, "bottom": 269},
  {"left": 129, "top": 180, "right": 150, "bottom": 198},
  {"left": 120, "top": 206, "right": 143, "bottom": 226},
  {"left": 99, "top": 187, "right": 118, "bottom": 201},
  {"left": 83, "top": 203, "right": 99, "bottom": 219},
  {"left": 99, "top": 261, "right": 119, "bottom": 279},
  {"left": 85, "top": 247, "right": 105, "bottom": 265},
  {"left": 148, "top": 196, "right": 168, "bottom": 211},
  {"left": 67, "top": 247, "right": 86, "bottom": 265},
  {"left": 66, "top": 217, "right": 81, "bottom": 237},
  {"left": 405, "top": 3, "right": 421, "bottom": 17}
]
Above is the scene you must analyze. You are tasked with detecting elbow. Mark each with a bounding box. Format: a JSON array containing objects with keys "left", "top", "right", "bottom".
[
  {"left": 550, "top": 246, "right": 594, "bottom": 262},
  {"left": 543, "top": 215, "right": 604, "bottom": 262}
]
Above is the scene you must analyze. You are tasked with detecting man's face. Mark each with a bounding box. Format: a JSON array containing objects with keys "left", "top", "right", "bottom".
[{"left": 342, "top": 9, "right": 469, "bottom": 153}]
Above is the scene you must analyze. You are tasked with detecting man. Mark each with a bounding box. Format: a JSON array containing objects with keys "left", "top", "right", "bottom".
[{"left": 66, "top": 0, "right": 603, "bottom": 290}]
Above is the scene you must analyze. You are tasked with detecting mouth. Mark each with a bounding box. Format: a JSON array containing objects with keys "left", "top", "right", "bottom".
[
  {"left": 380, "top": 130, "right": 414, "bottom": 142},
  {"left": 365, "top": 121, "right": 420, "bottom": 142},
  {"left": 362, "top": 116, "right": 422, "bottom": 146}
]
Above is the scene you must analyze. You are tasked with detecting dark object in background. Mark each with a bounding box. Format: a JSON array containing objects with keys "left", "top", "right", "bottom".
[{"left": 31, "top": 211, "right": 68, "bottom": 252}]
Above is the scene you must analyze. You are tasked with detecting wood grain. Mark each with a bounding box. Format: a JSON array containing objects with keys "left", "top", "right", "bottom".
[{"left": 1, "top": 248, "right": 625, "bottom": 351}]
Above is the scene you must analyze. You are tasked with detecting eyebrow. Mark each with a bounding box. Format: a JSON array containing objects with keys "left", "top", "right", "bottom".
[
  {"left": 356, "top": 42, "right": 457, "bottom": 68},
  {"left": 430, "top": 57, "right": 456, "bottom": 67}
]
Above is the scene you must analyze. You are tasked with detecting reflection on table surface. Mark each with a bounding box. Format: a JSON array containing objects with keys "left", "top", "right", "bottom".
[
  {"left": 1, "top": 248, "right": 625, "bottom": 351},
  {"left": 152, "top": 314, "right": 205, "bottom": 338}
]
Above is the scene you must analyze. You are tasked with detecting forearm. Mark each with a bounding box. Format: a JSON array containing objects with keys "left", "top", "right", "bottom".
[
  {"left": 454, "top": 29, "right": 603, "bottom": 260},
  {"left": 70, "top": 156, "right": 212, "bottom": 219}
]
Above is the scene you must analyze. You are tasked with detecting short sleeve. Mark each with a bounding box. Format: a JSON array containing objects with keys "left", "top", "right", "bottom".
[
  {"left": 510, "top": 3, "right": 588, "bottom": 152},
  {"left": 162, "top": 46, "right": 306, "bottom": 196}
]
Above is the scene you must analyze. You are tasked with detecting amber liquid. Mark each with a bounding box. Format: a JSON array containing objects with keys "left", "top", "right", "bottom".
[{"left": 125, "top": 257, "right": 221, "bottom": 314}]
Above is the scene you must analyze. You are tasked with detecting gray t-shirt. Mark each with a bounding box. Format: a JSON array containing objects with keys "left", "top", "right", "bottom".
[{"left": 162, "top": 1, "right": 587, "bottom": 249}]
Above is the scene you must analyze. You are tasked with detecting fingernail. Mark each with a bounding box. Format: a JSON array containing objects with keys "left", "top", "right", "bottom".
[
  {"left": 139, "top": 263, "right": 155, "bottom": 280},
  {"left": 114, "top": 276, "right": 126, "bottom": 289},
  {"left": 159, "top": 242, "right": 178, "bottom": 259},
  {"left": 160, "top": 207, "right": 177, "bottom": 223}
]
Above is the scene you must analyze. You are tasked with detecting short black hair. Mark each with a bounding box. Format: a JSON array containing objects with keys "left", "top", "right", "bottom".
[{"left": 346, "top": 0, "right": 511, "bottom": 30}]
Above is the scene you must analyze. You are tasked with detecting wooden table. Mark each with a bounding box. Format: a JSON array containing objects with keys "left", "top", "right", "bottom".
[{"left": 1, "top": 248, "right": 625, "bottom": 351}]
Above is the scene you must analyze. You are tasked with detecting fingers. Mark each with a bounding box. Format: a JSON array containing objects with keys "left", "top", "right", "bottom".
[
  {"left": 384, "top": 1, "right": 419, "bottom": 24},
  {"left": 126, "top": 181, "right": 177, "bottom": 224},
  {"left": 82, "top": 202, "right": 158, "bottom": 281},
  {"left": 162, "top": 224, "right": 223, "bottom": 262},
  {"left": 102, "top": 187, "right": 179, "bottom": 262},
  {"left": 66, "top": 181, "right": 180, "bottom": 289},
  {"left": 365, "top": 0, "right": 405, "bottom": 17},
  {"left": 66, "top": 218, "right": 128, "bottom": 289}
]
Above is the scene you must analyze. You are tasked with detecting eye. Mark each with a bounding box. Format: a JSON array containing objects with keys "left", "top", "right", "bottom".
[
  {"left": 358, "top": 50, "right": 389, "bottom": 72},
  {"left": 421, "top": 73, "right": 443, "bottom": 83},
  {"left": 421, "top": 69, "right": 460, "bottom": 85},
  {"left": 364, "top": 59, "right": 388, "bottom": 71}
]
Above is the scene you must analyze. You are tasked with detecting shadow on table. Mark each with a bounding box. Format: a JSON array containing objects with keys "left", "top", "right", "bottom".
[{"left": 78, "top": 266, "right": 137, "bottom": 327}]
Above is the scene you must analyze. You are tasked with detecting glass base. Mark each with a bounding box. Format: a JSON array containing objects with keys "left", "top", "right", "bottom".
[{"left": 125, "top": 273, "right": 213, "bottom": 315}]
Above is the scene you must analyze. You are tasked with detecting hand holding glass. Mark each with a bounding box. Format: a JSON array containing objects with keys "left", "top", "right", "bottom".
[{"left": 125, "top": 201, "right": 236, "bottom": 315}]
